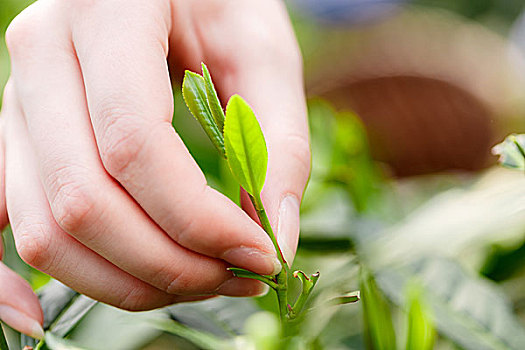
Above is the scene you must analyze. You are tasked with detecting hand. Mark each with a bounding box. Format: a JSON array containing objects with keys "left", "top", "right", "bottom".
[{"left": 0, "top": 0, "right": 310, "bottom": 331}]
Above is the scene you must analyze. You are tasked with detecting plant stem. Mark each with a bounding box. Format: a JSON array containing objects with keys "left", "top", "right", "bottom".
[
  {"left": 250, "top": 195, "right": 287, "bottom": 268},
  {"left": 250, "top": 195, "right": 289, "bottom": 331}
]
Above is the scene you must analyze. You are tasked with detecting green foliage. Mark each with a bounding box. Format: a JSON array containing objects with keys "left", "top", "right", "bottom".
[
  {"left": 224, "top": 94, "right": 268, "bottom": 197},
  {"left": 492, "top": 134, "right": 525, "bottom": 171},
  {"left": 41, "top": 332, "right": 89, "bottom": 350},
  {"left": 328, "top": 291, "right": 360, "bottom": 306},
  {"left": 377, "top": 257, "right": 525, "bottom": 350},
  {"left": 149, "top": 318, "right": 227, "bottom": 350},
  {"left": 244, "top": 312, "right": 281, "bottom": 350},
  {"left": 290, "top": 271, "right": 320, "bottom": 317},
  {"left": 405, "top": 284, "right": 434, "bottom": 350},
  {"left": 21, "top": 282, "right": 96, "bottom": 349},
  {"left": 360, "top": 269, "right": 396, "bottom": 350},
  {"left": 481, "top": 238, "right": 525, "bottom": 281},
  {"left": 229, "top": 267, "right": 279, "bottom": 289},
  {"left": 306, "top": 100, "right": 382, "bottom": 214},
  {"left": 0, "top": 324, "right": 8, "bottom": 350},
  {"left": 182, "top": 70, "right": 225, "bottom": 157},
  {"left": 202, "top": 63, "right": 225, "bottom": 132}
]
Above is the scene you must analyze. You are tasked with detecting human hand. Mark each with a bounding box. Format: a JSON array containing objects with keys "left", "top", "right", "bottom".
[{"left": 1, "top": 0, "right": 310, "bottom": 334}]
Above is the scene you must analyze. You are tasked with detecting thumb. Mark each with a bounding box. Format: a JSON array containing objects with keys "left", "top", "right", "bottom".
[
  {"left": 224, "top": 53, "right": 310, "bottom": 267},
  {"left": 196, "top": 0, "right": 310, "bottom": 266}
]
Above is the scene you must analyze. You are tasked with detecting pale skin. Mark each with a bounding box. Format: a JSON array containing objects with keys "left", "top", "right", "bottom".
[{"left": 0, "top": 0, "right": 310, "bottom": 340}]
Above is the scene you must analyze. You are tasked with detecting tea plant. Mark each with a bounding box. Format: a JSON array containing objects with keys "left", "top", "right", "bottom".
[{"left": 182, "top": 63, "right": 329, "bottom": 334}]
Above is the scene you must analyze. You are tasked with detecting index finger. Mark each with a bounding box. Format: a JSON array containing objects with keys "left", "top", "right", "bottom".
[{"left": 68, "top": 1, "right": 281, "bottom": 275}]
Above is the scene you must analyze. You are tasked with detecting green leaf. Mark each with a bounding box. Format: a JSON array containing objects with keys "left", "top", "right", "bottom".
[
  {"left": 327, "top": 291, "right": 360, "bottom": 305},
  {"left": 492, "top": 134, "right": 525, "bottom": 170},
  {"left": 244, "top": 312, "right": 281, "bottom": 350},
  {"left": 149, "top": 318, "right": 228, "bottom": 350},
  {"left": 291, "top": 271, "right": 321, "bottom": 318},
  {"left": 405, "top": 284, "right": 435, "bottom": 350},
  {"left": 48, "top": 296, "right": 96, "bottom": 338},
  {"left": 167, "top": 297, "right": 257, "bottom": 337},
  {"left": 21, "top": 281, "right": 96, "bottom": 349},
  {"left": 182, "top": 71, "right": 225, "bottom": 157},
  {"left": 228, "top": 268, "right": 278, "bottom": 289},
  {"left": 377, "top": 257, "right": 525, "bottom": 350},
  {"left": 42, "top": 332, "right": 89, "bottom": 350},
  {"left": 360, "top": 268, "right": 396, "bottom": 350},
  {"left": 0, "top": 323, "right": 8, "bottom": 350},
  {"left": 201, "top": 63, "right": 225, "bottom": 132},
  {"left": 224, "top": 95, "right": 268, "bottom": 197}
]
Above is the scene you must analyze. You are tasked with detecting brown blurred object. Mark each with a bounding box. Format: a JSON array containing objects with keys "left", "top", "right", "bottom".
[{"left": 303, "top": 8, "right": 525, "bottom": 176}]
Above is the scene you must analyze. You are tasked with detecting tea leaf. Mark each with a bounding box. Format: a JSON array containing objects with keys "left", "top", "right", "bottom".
[
  {"left": 48, "top": 297, "right": 97, "bottom": 338},
  {"left": 405, "top": 284, "right": 435, "bottom": 350},
  {"left": 201, "top": 63, "right": 225, "bottom": 132},
  {"left": 182, "top": 71, "right": 225, "bottom": 157},
  {"left": 167, "top": 297, "right": 257, "bottom": 337},
  {"left": 224, "top": 95, "right": 268, "bottom": 197},
  {"left": 21, "top": 281, "right": 96, "bottom": 349},
  {"left": 328, "top": 291, "right": 360, "bottom": 305},
  {"left": 228, "top": 268, "right": 278, "bottom": 289},
  {"left": 360, "top": 269, "right": 396, "bottom": 350},
  {"left": 377, "top": 257, "right": 525, "bottom": 350},
  {"left": 492, "top": 134, "right": 525, "bottom": 170},
  {"left": 149, "top": 318, "right": 227, "bottom": 350}
]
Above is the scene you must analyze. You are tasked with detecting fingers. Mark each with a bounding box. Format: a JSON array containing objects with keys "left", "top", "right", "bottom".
[
  {"left": 64, "top": 1, "right": 280, "bottom": 274},
  {"left": 2, "top": 84, "right": 264, "bottom": 308},
  {"left": 194, "top": 1, "right": 311, "bottom": 265},
  {"left": 0, "top": 263, "right": 44, "bottom": 339},
  {"left": 0, "top": 83, "right": 42, "bottom": 339},
  {"left": 6, "top": 3, "right": 271, "bottom": 297}
]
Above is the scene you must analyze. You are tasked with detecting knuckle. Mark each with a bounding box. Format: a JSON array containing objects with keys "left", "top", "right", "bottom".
[
  {"left": 218, "top": 3, "right": 301, "bottom": 68},
  {"left": 5, "top": 4, "right": 48, "bottom": 57},
  {"left": 286, "top": 132, "right": 312, "bottom": 176},
  {"left": 50, "top": 174, "right": 96, "bottom": 233},
  {"left": 167, "top": 184, "right": 208, "bottom": 246},
  {"left": 12, "top": 217, "right": 52, "bottom": 270},
  {"left": 97, "top": 105, "right": 149, "bottom": 178},
  {"left": 165, "top": 271, "right": 194, "bottom": 295},
  {"left": 166, "top": 258, "right": 227, "bottom": 295},
  {"left": 118, "top": 282, "right": 150, "bottom": 311},
  {"left": 173, "top": 211, "right": 197, "bottom": 247},
  {"left": 6, "top": 15, "right": 37, "bottom": 56}
]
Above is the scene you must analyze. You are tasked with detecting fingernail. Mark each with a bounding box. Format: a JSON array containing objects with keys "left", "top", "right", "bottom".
[
  {"left": 277, "top": 195, "right": 300, "bottom": 267},
  {"left": 0, "top": 305, "right": 44, "bottom": 340},
  {"left": 216, "top": 278, "right": 268, "bottom": 297},
  {"left": 222, "top": 247, "right": 281, "bottom": 276}
]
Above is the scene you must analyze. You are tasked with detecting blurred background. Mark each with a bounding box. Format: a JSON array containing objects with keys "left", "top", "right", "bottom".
[{"left": 2, "top": 0, "right": 525, "bottom": 349}]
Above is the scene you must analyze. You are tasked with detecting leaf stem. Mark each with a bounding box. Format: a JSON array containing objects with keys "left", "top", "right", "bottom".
[
  {"left": 249, "top": 194, "right": 289, "bottom": 331},
  {"left": 250, "top": 195, "right": 287, "bottom": 269},
  {"left": 228, "top": 268, "right": 279, "bottom": 290}
]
